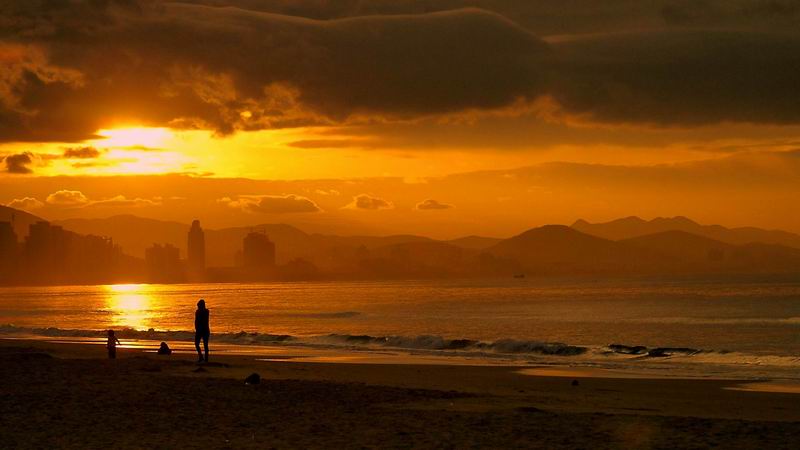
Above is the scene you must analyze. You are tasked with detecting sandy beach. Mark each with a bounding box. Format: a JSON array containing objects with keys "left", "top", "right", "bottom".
[{"left": 2, "top": 338, "right": 799, "bottom": 449}]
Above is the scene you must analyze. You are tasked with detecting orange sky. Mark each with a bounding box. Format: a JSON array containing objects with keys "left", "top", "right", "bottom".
[{"left": 2, "top": 1, "right": 800, "bottom": 237}]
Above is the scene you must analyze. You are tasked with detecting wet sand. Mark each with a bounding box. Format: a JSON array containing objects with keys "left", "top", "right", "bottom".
[{"left": 2, "top": 339, "right": 800, "bottom": 449}]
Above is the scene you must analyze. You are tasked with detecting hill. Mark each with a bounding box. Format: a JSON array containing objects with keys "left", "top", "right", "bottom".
[
  {"left": 446, "top": 235, "right": 502, "bottom": 250},
  {"left": 487, "top": 225, "right": 657, "bottom": 275},
  {"left": 622, "top": 230, "right": 800, "bottom": 274},
  {"left": 573, "top": 216, "right": 800, "bottom": 249}
]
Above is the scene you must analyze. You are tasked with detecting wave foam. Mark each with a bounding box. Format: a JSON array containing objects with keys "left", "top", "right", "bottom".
[{"left": 0, "top": 324, "right": 585, "bottom": 357}]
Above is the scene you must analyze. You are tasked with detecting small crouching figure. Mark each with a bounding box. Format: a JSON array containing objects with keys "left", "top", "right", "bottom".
[
  {"left": 157, "top": 342, "right": 172, "bottom": 355},
  {"left": 107, "top": 330, "right": 121, "bottom": 359}
]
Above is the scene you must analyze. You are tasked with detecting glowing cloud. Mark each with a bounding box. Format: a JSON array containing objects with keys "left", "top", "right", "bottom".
[
  {"left": 221, "top": 195, "right": 322, "bottom": 214},
  {"left": 46, "top": 190, "right": 89, "bottom": 207},
  {"left": 7, "top": 197, "right": 44, "bottom": 211}
]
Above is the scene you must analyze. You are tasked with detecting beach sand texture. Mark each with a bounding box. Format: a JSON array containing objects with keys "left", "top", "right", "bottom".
[{"left": 2, "top": 339, "right": 800, "bottom": 449}]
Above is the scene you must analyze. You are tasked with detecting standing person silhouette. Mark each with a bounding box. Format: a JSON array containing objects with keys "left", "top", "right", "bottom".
[
  {"left": 107, "top": 329, "right": 121, "bottom": 359},
  {"left": 194, "top": 299, "right": 210, "bottom": 363}
]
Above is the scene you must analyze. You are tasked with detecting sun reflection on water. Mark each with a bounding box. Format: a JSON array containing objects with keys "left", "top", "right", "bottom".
[{"left": 105, "top": 284, "right": 154, "bottom": 330}]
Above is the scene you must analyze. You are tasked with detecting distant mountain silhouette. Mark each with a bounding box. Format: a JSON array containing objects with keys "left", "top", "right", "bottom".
[
  {"left": 0, "top": 205, "right": 45, "bottom": 239},
  {"left": 53, "top": 215, "right": 800, "bottom": 279},
  {"left": 621, "top": 230, "right": 732, "bottom": 264},
  {"left": 486, "top": 225, "right": 657, "bottom": 275},
  {"left": 360, "top": 241, "right": 473, "bottom": 278},
  {"left": 446, "top": 235, "right": 502, "bottom": 250},
  {"left": 487, "top": 225, "right": 800, "bottom": 276},
  {"left": 622, "top": 230, "right": 800, "bottom": 273},
  {"left": 572, "top": 216, "right": 800, "bottom": 249}
]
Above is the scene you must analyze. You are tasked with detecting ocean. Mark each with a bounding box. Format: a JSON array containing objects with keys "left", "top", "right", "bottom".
[{"left": 2, "top": 278, "right": 800, "bottom": 378}]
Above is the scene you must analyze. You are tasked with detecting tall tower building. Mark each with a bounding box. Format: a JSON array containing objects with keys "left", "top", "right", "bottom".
[{"left": 187, "top": 219, "right": 205, "bottom": 276}]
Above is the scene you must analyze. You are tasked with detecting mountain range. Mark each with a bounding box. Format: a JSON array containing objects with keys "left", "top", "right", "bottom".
[{"left": 572, "top": 216, "right": 800, "bottom": 249}]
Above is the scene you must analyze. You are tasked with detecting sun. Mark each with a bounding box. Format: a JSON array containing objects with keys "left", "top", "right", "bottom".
[{"left": 94, "top": 127, "right": 173, "bottom": 149}]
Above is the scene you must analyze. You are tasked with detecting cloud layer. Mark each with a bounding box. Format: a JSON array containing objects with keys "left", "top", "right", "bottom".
[{"left": 4, "top": 0, "right": 800, "bottom": 143}]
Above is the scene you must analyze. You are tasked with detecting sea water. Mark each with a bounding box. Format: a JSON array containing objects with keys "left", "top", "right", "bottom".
[{"left": 2, "top": 278, "right": 800, "bottom": 378}]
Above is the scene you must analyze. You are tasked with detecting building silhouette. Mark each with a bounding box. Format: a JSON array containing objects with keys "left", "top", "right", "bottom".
[
  {"left": 145, "top": 243, "right": 183, "bottom": 283},
  {"left": 0, "top": 221, "right": 18, "bottom": 282},
  {"left": 16, "top": 221, "right": 121, "bottom": 284},
  {"left": 26, "top": 221, "right": 68, "bottom": 282},
  {"left": 0, "top": 221, "right": 16, "bottom": 255},
  {"left": 187, "top": 219, "right": 205, "bottom": 280},
  {"left": 242, "top": 231, "right": 276, "bottom": 269}
]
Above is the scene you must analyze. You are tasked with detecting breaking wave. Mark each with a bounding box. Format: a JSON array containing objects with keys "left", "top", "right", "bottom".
[
  {"left": 606, "top": 343, "right": 711, "bottom": 358},
  {"left": 0, "top": 324, "right": 585, "bottom": 357}
]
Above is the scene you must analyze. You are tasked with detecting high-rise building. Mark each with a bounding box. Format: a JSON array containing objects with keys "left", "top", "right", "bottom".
[
  {"left": 242, "top": 231, "right": 276, "bottom": 268},
  {"left": 187, "top": 219, "right": 205, "bottom": 276}
]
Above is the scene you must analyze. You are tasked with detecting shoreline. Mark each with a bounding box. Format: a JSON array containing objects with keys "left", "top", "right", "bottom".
[
  {"left": 5, "top": 330, "right": 800, "bottom": 384},
  {"left": 3, "top": 338, "right": 800, "bottom": 448}
]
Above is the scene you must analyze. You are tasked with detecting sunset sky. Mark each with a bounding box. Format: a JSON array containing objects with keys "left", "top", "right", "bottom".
[{"left": 2, "top": 0, "right": 800, "bottom": 237}]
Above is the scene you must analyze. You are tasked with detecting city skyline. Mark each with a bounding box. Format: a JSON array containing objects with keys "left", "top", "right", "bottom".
[{"left": 4, "top": 204, "right": 800, "bottom": 286}]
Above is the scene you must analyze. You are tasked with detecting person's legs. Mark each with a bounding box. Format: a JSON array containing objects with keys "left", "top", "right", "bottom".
[
  {"left": 202, "top": 332, "right": 209, "bottom": 362},
  {"left": 194, "top": 332, "right": 203, "bottom": 362}
]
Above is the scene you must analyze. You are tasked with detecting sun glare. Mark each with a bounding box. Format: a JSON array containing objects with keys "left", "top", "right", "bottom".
[
  {"left": 105, "top": 284, "right": 154, "bottom": 330},
  {"left": 95, "top": 127, "right": 173, "bottom": 149}
]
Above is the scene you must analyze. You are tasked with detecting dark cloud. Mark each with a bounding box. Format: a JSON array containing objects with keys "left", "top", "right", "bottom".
[
  {"left": 345, "top": 194, "right": 393, "bottom": 210},
  {"left": 63, "top": 146, "right": 101, "bottom": 159},
  {"left": 4, "top": 152, "right": 34, "bottom": 173},
  {"left": 2, "top": 1, "right": 800, "bottom": 144},
  {"left": 416, "top": 199, "right": 453, "bottom": 210},
  {"left": 221, "top": 194, "right": 322, "bottom": 214},
  {"left": 549, "top": 30, "right": 800, "bottom": 126},
  {"left": 0, "top": 2, "right": 550, "bottom": 142}
]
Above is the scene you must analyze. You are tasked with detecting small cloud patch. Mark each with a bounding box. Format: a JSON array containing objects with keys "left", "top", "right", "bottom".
[
  {"left": 63, "top": 146, "right": 102, "bottom": 159},
  {"left": 46, "top": 190, "right": 89, "bottom": 206},
  {"left": 221, "top": 194, "right": 322, "bottom": 214},
  {"left": 344, "top": 194, "right": 394, "bottom": 210},
  {"left": 416, "top": 199, "right": 453, "bottom": 210}
]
